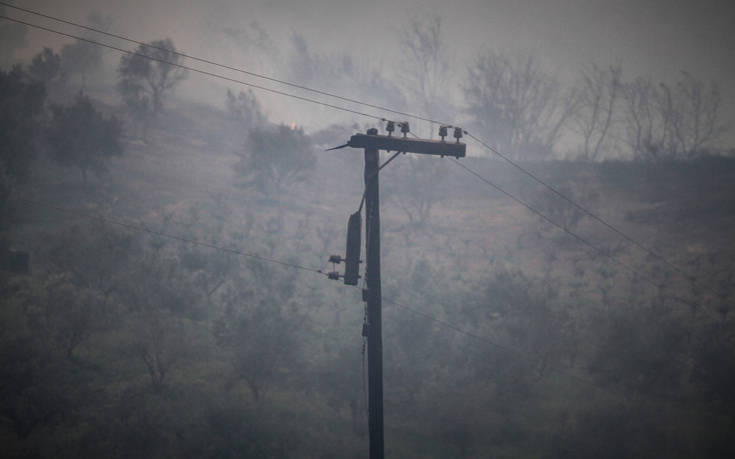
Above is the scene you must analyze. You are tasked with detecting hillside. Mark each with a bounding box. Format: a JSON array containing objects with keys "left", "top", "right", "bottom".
[{"left": 3, "top": 96, "right": 735, "bottom": 458}]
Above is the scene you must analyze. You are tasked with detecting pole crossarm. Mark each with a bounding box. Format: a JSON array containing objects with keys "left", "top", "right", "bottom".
[{"left": 348, "top": 133, "right": 466, "bottom": 158}]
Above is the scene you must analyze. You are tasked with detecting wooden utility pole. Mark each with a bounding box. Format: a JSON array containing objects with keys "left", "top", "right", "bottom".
[
  {"left": 345, "top": 126, "right": 465, "bottom": 459},
  {"left": 363, "top": 128, "right": 383, "bottom": 459}
]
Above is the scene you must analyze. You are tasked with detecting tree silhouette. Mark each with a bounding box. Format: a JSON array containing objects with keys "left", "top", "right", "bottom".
[
  {"left": 233, "top": 123, "right": 315, "bottom": 200},
  {"left": 117, "top": 38, "right": 187, "bottom": 121},
  {"left": 47, "top": 92, "right": 124, "bottom": 184},
  {"left": 573, "top": 63, "right": 622, "bottom": 160},
  {"left": 28, "top": 47, "right": 62, "bottom": 84},
  {"left": 0, "top": 66, "right": 45, "bottom": 231},
  {"left": 0, "top": 66, "right": 46, "bottom": 181},
  {"left": 464, "top": 50, "right": 575, "bottom": 159}
]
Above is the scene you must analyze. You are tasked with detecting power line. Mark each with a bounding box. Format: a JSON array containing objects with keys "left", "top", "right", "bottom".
[
  {"left": 37, "top": 187, "right": 704, "bottom": 407},
  {"left": 397, "top": 132, "right": 657, "bottom": 294},
  {"left": 451, "top": 160, "right": 657, "bottom": 285},
  {"left": 5, "top": 6, "right": 718, "bottom": 313},
  {"left": 1, "top": 7, "right": 700, "bottom": 288},
  {"left": 0, "top": 1, "right": 441, "bottom": 125},
  {"left": 31, "top": 196, "right": 696, "bottom": 413},
  {"left": 26, "top": 199, "right": 325, "bottom": 275},
  {"left": 4, "top": 6, "right": 718, "bottom": 424},
  {"left": 464, "top": 132, "right": 692, "bottom": 279},
  {"left": 0, "top": 14, "right": 384, "bottom": 122},
  {"left": 21, "top": 199, "right": 705, "bottom": 414},
  {"left": 449, "top": 158, "right": 723, "bottom": 322}
]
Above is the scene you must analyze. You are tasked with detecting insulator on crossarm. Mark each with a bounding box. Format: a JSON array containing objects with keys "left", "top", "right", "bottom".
[
  {"left": 439, "top": 125, "right": 448, "bottom": 141},
  {"left": 400, "top": 121, "right": 410, "bottom": 137}
]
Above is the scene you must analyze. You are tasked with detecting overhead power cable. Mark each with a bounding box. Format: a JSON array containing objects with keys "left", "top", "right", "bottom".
[
  {"left": 0, "top": 1, "right": 440, "bottom": 125},
  {"left": 452, "top": 161, "right": 660, "bottom": 286},
  {"left": 2, "top": 11, "right": 706, "bottom": 293},
  {"left": 30, "top": 193, "right": 692, "bottom": 410},
  {"left": 464, "top": 132, "right": 691, "bottom": 279},
  {"left": 1, "top": 5, "right": 699, "bottom": 286},
  {"left": 31, "top": 190, "right": 705, "bottom": 409},
  {"left": 28, "top": 199, "right": 325, "bottom": 275},
  {"left": 0, "top": 14, "right": 384, "bottom": 122},
  {"left": 6, "top": 6, "right": 719, "bottom": 419},
  {"left": 450, "top": 158, "right": 723, "bottom": 322}
]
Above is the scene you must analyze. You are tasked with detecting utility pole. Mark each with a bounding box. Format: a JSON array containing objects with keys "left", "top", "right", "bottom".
[
  {"left": 363, "top": 128, "right": 383, "bottom": 459},
  {"left": 334, "top": 124, "right": 465, "bottom": 459}
]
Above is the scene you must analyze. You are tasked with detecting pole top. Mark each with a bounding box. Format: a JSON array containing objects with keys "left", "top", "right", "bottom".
[{"left": 348, "top": 132, "right": 466, "bottom": 158}]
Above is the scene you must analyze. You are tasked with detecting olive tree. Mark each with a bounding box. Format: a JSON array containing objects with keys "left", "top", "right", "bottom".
[
  {"left": 233, "top": 123, "right": 315, "bottom": 200},
  {"left": 47, "top": 92, "right": 124, "bottom": 184},
  {"left": 117, "top": 38, "right": 187, "bottom": 120},
  {"left": 0, "top": 66, "right": 46, "bottom": 230}
]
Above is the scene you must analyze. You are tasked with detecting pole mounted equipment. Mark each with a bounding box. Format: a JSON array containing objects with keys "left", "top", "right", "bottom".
[
  {"left": 343, "top": 212, "right": 362, "bottom": 285},
  {"left": 335, "top": 127, "right": 466, "bottom": 459},
  {"left": 326, "top": 212, "right": 361, "bottom": 286}
]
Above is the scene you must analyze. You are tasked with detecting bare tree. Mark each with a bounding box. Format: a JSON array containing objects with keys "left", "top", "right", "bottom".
[
  {"left": 463, "top": 50, "right": 575, "bottom": 159},
  {"left": 387, "top": 15, "right": 453, "bottom": 232},
  {"left": 621, "top": 72, "right": 727, "bottom": 160},
  {"left": 573, "top": 63, "right": 622, "bottom": 160},
  {"left": 620, "top": 76, "right": 667, "bottom": 160},
  {"left": 117, "top": 38, "right": 187, "bottom": 121},
  {"left": 399, "top": 14, "right": 452, "bottom": 122},
  {"left": 666, "top": 72, "right": 727, "bottom": 157}
]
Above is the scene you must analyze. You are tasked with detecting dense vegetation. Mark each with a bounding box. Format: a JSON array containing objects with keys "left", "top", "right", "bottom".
[{"left": 1, "top": 16, "right": 735, "bottom": 459}]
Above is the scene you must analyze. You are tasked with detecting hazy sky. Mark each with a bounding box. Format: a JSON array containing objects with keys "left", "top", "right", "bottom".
[{"left": 9, "top": 0, "right": 735, "bottom": 144}]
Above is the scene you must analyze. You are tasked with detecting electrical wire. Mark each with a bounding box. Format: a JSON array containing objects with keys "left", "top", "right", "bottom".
[
  {"left": 20, "top": 197, "right": 706, "bottom": 413},
  {"left": 5, "top": 5, "right": 724, "bottom": 403},
  {"left": 0, "top": 1, "right": 442, "bottom": 126},
  {"left": 399, "top": 131, "right": 657, "bottom": 292},
  {"left": 449, "top": 158, "right": 640, "bottom": 273},
  {"left": 448, "top": 158, "right": 722, "bottom": 322},
  {"left": 26, "top": 199, "right": 325, "bottom": 275},
  {"left": 0, "top": 7, "right": 702, "bottom": 287},
  {"left": 0, "top": 14, "right": 384, "bottom": 122},
  {"left": 464, "top": 132, "right": 692, "bottom": 279}
]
